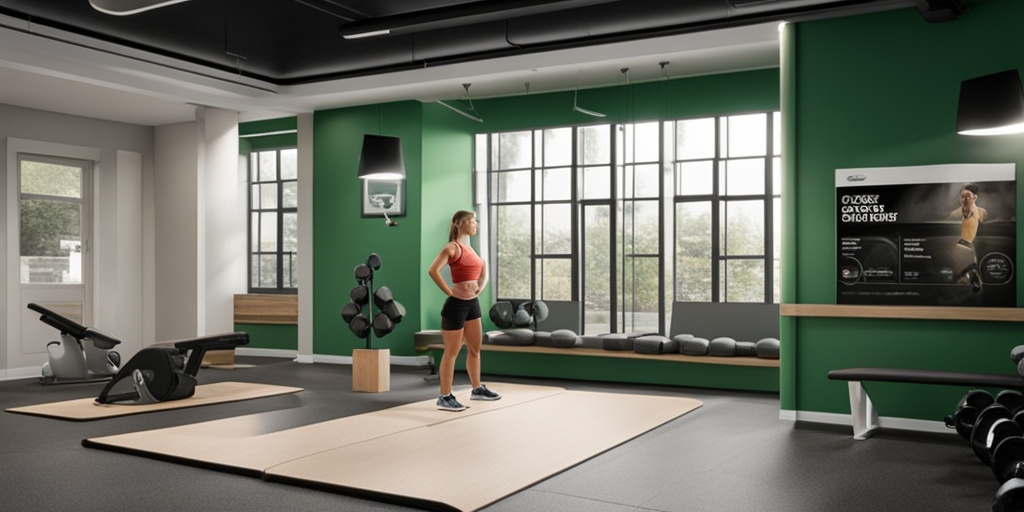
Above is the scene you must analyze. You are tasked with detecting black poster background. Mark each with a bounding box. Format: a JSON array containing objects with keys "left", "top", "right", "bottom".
[{"left": 836, "top": 180, "right": 1016, "bottom": 307}]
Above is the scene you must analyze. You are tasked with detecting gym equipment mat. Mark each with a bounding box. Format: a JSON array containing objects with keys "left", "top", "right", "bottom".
[
  {"left": 6, "top": 381, "right": 303, "bottom": 421},
  {"left": 83, "top": 383, "right": 701, "bottom": 511}
]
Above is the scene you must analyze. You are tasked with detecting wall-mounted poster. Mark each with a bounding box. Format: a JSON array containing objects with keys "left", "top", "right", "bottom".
[{"left": 836, "top": 163, "right": 1016, "bottom": 307}]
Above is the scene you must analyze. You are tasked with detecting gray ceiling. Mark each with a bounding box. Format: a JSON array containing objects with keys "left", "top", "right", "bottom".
[{"left": 0, "top": 0, "right": 935, "bottom": 125}]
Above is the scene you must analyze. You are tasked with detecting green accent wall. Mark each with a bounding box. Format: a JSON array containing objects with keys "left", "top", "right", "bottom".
[
  {"left": 235, "top": 323, "right": 298, "bottom": 350},
  {"left": 313, "top": 102, "right": 424, "bottom": 356},
  {"left": 787, "top": 0, "right": 1024, "bottom": 420}
]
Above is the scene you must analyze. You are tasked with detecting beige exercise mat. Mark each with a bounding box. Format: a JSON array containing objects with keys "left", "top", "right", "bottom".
[
  {"left": 83, "top": 382, "right": 565, "bottom": 472},
  {"left": 85, "top": 383, "right": 699, "bottom": 511},
  {"left": 7, "top": 381, "right": 303, "bottom": 421},
  {"left": 267, "top": 390, "right": 702, "bottom": 511}
]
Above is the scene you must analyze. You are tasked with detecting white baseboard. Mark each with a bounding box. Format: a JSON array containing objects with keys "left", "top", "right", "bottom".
[
  {"left": 780, "top": 409, "right": 956, "bottom": 436},
  {"left": 0, "top": 366, "right": 42, "bottom": 382}
]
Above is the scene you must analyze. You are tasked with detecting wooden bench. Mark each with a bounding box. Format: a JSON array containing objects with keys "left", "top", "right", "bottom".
[
  {"left": 828, "top": 367, "right": 1024, "bottom": 439},
  {"left": 426, "top": 343, "right": 779, "bottom": 367}
]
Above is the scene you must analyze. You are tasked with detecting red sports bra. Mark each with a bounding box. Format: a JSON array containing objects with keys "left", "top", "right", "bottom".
[{"left": 448, "top": 242, "right": 483, "bottom": 283}]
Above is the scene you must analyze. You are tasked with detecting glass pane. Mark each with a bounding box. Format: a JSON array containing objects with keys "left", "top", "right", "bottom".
[
  {"left": 633, "top": 163, "right": 659, "bottom": 198},
  {"left": 536, "top": 203, "right": 571, "bottom": 254},
  {"left": 536, "top": 167, "right": 571, "bottom": 201},
  {"left": 282, "top": 181, "right": 297, "bottom": 208},
  {"left": 773, "top": 197, "right": 781, "bottom": 260},
  {"left": 722, "top": 259, "right": 764, "bottom": 302},
  {"left": 773, "top": 258, "right": 780, "bottom": 304},
  {"left": 578, "top": 125, "right": 610, "bottom": 165},
  {"left": 632, "top": 122, "right": 660, "bottom": 162},
  {"left": 475, "top": 134, "right": 488, "bottom": 172},
  {"left": 583, "top": 205, "right": 610, "bottom": 335},
  {"left": 495, "top": 205, "right": 531, "bottom": 299},
  {"left": 260, "top": 212, "right": 278, "bottom": 252},
  {"left": 676, "top": 161, "right": 713, "bottom": 196},
  {"left": 773, "top": 112, "right": 781, "bottom": 156},
  {"left": 250, "top": 152, "right": 259, "bottom": 182},
  {"left": 537, "top": 258, "right": 571, "bottom": 301},
  {"left": 543, "top": 128, "right": 572, "bottom": 167},
  {"left": 492, "top": 170, "right": 531, "bottom": 202},
  {"left": 280, "top": 148, "right": 297, "bottom": 180},
  {"left": 250, "top": 212, "right": 259, "bottom": 252},
  {"left": 622, "top": 200, "right": 659, "bottom": 254},
  {"left": 723, "top": 200, "right": 764, "bottom": 256},
  {"left": 259, "top": 254, "right": 278, "bottom": 288},
  {"left": 721, "top": 159, "right": 765, "bottom": 196},
  {"left": 260, "top": 183, "right": 278, "bottom": 209},
  {"left": 619, "top": 256, "right": 659, "bottom": 333},
  {"left": 21, "top": 160, "right": 81, "bottom": 198},
  {"left": 498, "top": 131, "right": 532, "bottom": 169},
  {"left": 581, "top": 166, "right": 611, "bottom": 199},
  {"left": 258, "top": 151, "right": 277, "bottom": 181},
  {"left": 282, "top": 212, "right": 297, "bottom": 252},
  {"left": 676, "top": 118, "right": 715, "bottom": 160},
  {"left": 675, "top": 201, "right": 712, "bottom": 301},
  {"left": 20, "top": 199, "right": 82, "bottom": 284},
  {"left": 772, "top": 157, "right": 781, "bottom": 196},
  {"left": 251, "top": 254, "right": 260, "bottom": 288},
  {"left": 725, "top": 113, "right": 767, "bottom": 158},
  {"left": 289, "top": 252, "right": 299, "bottom": 288}
]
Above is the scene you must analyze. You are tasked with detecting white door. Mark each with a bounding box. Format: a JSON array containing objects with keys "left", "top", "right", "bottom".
[{"left": 16, "top": 154, "right": 91, "bottom": 363}]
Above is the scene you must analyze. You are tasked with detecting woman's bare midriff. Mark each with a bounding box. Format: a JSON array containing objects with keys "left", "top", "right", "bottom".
[{"left": 451, "top": 281, "right": 479, "bottom": 300}]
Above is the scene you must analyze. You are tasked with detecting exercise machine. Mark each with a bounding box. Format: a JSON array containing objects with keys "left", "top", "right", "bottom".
[
  {"left": 28, "top": 302, "right": 121, "bottom": 384},
  {"left": 96, "top": 331, "right": 249, "bottom": 405}
]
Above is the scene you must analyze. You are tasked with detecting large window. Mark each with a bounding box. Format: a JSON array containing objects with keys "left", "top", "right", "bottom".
[
  {"left": 481, "top": 112, "right": 779, "bottom": 334},
  {"left": 248, "top": 147, "right": 297, "bottom": 292}
]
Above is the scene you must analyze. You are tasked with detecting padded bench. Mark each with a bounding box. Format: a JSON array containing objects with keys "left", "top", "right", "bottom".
[{"left": 828, "top": 367, "right": 1024, "bottom": 440}]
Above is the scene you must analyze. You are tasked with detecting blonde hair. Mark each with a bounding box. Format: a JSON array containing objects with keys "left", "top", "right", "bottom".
[{"left": 448, "top": 210, "right": 475, "bottom": 242}]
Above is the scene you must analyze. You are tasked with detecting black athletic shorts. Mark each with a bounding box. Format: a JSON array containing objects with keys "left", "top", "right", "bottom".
[{"left": 440, "top": 296, "right": 481, "bottom": 330}]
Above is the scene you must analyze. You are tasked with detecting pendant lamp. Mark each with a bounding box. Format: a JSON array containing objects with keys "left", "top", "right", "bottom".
[
  {"left": 956, "top": 69, "right": 1024, "bottom": 136},
  {"left": 357, "top": 134, "right": 406, "bottom": 180}
]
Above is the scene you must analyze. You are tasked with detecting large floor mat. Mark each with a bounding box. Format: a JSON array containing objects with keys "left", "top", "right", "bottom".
[{"left": 84, "top": 382, "right": 701, "bottom": 510}]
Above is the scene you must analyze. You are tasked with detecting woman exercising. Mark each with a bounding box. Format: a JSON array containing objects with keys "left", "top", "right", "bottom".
[
  {"left": 427, "top": 210, "right": 501, "bottom": 411},
  {"left": 947, "top": 183, "right": 987, "bottom": 292}
]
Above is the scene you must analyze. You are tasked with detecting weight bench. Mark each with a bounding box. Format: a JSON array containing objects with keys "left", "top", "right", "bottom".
[{"left": 827, "top": 367, "right": 1024, "bottom": 440}]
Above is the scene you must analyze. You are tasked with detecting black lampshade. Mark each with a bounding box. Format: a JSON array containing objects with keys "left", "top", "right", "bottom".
[
  {"left": 357, "top": 134, "right": 406, "bottom": 179},
  {"left": 956, "top": 70, "right": 1024, "bottom": 136}
]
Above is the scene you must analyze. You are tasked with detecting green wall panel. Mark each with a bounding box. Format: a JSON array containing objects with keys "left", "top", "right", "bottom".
[
  {"left": 235, "top": 323, "right": 298, "bottom": 350},
  {"left": 788, "top": 0, "right": 1024, "bottom": 419},
  {"left": 313, "top": 102, "right": 423, "bottom": 357}
]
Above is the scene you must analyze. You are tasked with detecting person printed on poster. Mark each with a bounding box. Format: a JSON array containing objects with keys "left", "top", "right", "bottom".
[{"left": 946, "top": 183, "right": 986, "bottom": 292}]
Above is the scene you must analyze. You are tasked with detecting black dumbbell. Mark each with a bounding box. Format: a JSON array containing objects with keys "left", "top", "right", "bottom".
[
  {"left": 973, "top": 404, "right": 1013, "bottom": 466},
  {"left": 946, "top": 390, "right": 995, "bottom": 441}
]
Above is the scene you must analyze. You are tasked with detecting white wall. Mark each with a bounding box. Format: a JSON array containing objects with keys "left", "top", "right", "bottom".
[
  {"left": 198, "top": 107, "right": 244, "bottom": 335},
  {"left": 153, "top": 107, "right": 244, "bottom": 342},
  {"left": 1, "top": 104, "right": 154, "bottom": 376},
  {"left": 154, "top": 121, "right": 200, "bottom": 341}
]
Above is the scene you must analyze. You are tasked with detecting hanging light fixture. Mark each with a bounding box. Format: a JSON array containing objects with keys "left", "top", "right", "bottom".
[
  {"left": 572, "top": 70, "right": 606, "bottom": 117},
  {"left": 956, "top": 69, "right": 1024, "bottom": 136},
  {"left": 357, "top": 134, "right": 406, "bottom": 180},
  {"left": 437, "top": 83, "right": 483, "bottom": 123}
]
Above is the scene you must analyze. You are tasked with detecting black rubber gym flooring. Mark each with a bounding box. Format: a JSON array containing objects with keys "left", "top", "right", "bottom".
[{"left": 0, "top": 356, "right": 996, "bottom": 511}]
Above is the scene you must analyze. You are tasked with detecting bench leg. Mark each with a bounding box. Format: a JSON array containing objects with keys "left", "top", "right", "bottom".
[{"left": 848, "top": 381, "right": 878, "bottom": 440}]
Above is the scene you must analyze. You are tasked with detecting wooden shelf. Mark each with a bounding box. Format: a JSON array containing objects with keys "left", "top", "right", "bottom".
[
  {"left": 780, "top": 304, "right": 1024, "bottom": 322},
  {"left": 424, "top": 343, "right": 779, "bottom": 368}
]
